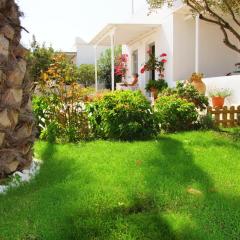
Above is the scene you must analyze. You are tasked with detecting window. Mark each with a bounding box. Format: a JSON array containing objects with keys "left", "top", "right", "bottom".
[{"left": 132, "top": 50, "right": 138, "bottom": 75}]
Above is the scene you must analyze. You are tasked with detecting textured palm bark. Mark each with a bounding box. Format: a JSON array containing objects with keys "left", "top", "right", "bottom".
[{"left": 0, "top": 0, "right": 35, "bottom": 178}]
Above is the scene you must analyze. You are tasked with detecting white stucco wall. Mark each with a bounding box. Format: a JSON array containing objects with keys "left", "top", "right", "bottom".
[
  {"left": 203, "top": 75, "right": 240, "bottom": 106},
  {"left": 76, "top": 45, "right": 107, "bottom": 66},
  {"left": 199, "top": 21, "right": 239, "bottom": 77},
  {"left": 76, "top": 45, "right": 95, "bottom": 65},
  {"left": 123, "top": 14, "right": 175, "bottom": 93},
  {"left": 173, "top": 13, "right": 195, "bottom": 81},
  {"left": 173, "top": 12, "right": 239, "bottom": 81}
]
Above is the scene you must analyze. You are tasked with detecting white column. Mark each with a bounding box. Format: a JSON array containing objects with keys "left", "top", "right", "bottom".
[
  {"left": 132, "top": 0, "right": 135, "bottom": 15},
  {"left": 94, "top": 45, "right": 98, "bottom": 92},
  {"left": 110, "top": 32, "right": 115, "bottom": 91},
  {"left": 195, "top": 14, "right": 200, "bottom": 73}
]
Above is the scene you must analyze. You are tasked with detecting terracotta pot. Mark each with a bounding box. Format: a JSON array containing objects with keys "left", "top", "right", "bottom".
[
  {"left": 151, "top": 88, "right": 158, "bottom": 99},
  {"left": 190, "top": 73, "right": 206, "bottom": 94},
  {"left": 212, "top": 96, "right": 225, "bottom": 108}
]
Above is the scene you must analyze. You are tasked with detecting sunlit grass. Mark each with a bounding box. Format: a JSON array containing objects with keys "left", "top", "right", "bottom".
[{"left": 0, "top": 131, "right": 240, "bottom": 240}]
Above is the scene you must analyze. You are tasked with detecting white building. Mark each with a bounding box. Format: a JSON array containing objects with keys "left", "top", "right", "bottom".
[
  {"left": 90, "top": 1, "right": 240, "bottom": 104},
  {"left": 75, "top": 37, "right": 106, "bottom": 66}
]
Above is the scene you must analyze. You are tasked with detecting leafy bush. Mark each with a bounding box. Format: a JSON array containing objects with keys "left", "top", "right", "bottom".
[
  {"left": 97, "top": 46, "right": 122, "bottom": 89},
  {"left": 78, "top": 64, "right": 95, "bottom": 87},
  {"left": 32, "top": 96, "right": 49, "bottom": 136},
  {"left": 33, "top": 54, "right": 93, "bottom": 143},
  {"left": 86, "top": 90, "right": 159, "bottom": 140},
  {"left": 197, "top": 114, "right": 216, "bottom": 130},
  {"left": 155, "top": 95, "right": 198, "bottom": 132},
  {"left": 27, "top": 37, "right": 54, "bottom": 83},
  {"left": 40, "top": 121, "right": 60, "bottom": 143},
  {"left": 161, "top": 82, "right": 209, "bottom": 111}
]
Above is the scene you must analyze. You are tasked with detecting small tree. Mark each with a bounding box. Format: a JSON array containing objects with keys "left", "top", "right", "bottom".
[
  {"left": 147, "top": 0, "right": 240, "bottom": 54},
  {"left": 78, "top": 64, "right": 95, "bottom": 87},
  {"left": 36, "top": 54, "right": 90, "bottom": 143},
  {"left": 27, "top": 36, "right": 54, "bottom": 84},
  {"left": 98, "top": 46, "right": 122, "bottom": 89}
]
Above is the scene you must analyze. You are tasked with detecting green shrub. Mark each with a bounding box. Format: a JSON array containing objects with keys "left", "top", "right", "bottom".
[
  {"left": 155, "top": 95, "right": 198, "bottom": 132},
  {"left": 161, "top": 82, "right": 209, "bottom": 111},
  {"left": 40, "top": 121, "right": 60, "bottom": 143},
  {"left": 78, "top": 64, "right": 95, "bottom": 87},
  {"left": 197, "top": 114, "right": 216, "bottom": 130},
  {"left": 86, "top": 90, "right": 159, "bottom": 140},
  {"left": 32, "top": 96, "right": 49, "bottom": 136}
]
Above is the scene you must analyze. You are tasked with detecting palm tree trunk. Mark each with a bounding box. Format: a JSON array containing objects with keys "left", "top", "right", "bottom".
[{"left": 0, "top": 0, "right": 35, "bottom": 178}]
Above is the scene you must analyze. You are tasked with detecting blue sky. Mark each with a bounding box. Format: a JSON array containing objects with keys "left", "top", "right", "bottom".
[{"left": 17, "top": 0, "right": 147, "bottom": 51}]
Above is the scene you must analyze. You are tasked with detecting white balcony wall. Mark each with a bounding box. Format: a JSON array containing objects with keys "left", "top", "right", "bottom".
[{"left": 203, "top": 75, "right": 240, "bottom": 106}]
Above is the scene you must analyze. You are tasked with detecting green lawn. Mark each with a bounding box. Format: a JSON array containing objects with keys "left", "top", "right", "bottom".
[{"left": 0, "top": 131, "right": 240, "bottom": 240}]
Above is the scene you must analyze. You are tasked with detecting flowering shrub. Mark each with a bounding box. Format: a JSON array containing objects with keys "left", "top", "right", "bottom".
[
  {"left": 115, "top": 54, "right": 128, "bottom": 79},
  {"left": 34, "top": 54, "right": 92, "bottom": 143},
  {"left": 86, "top": 91, "right": 159, "bottom": 140}
]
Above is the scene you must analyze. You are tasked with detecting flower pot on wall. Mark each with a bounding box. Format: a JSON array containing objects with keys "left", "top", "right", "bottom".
[
  {"left": 212, "top": 96, "right": 225, "bottom": 108},
  {"left": 189, "top": 73, "right": 206, "bottom": 95}
]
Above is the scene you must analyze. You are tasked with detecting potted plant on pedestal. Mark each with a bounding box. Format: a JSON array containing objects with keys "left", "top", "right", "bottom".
[
  {"left": 141, "top": 51, "right": 168, "bottom": 99},
  {"left": 209, "top": 88, "right": 232, "bottom": 108},
  {"left": 145, "top": 79, "right": 168, "bottom": 99}
]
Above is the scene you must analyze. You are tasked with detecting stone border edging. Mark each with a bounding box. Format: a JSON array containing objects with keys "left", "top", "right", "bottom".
[{"left": 0, "top": 158, "right": 42, "bottom": 194}]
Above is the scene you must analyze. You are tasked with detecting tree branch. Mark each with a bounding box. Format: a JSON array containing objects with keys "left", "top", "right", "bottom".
[
  {"left": 220, "top": 24, "right": 240, "bottom": 53},
  {"left": 202, "top": 0, "right": 240, "bottom": 42},
  {"left": 198, "top": 14, "right": 240, "bottom": 53},
  {"left": 223, "top": 0, "right": 240, "bottom": 27}
]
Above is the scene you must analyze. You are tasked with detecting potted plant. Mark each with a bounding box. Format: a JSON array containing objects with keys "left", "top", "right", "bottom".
[
  {"left": 145, "top": 79, "right": 168, "bottom": 99},
  {"left": 208, "top": 88, "right": 232, "bottom": 108},
  {"left": 141, "top": 51, "right": 168, "bottom": 99}
]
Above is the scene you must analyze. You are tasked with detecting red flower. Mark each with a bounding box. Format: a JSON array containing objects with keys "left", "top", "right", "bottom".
[
  {"left": 140, "top": 67, "right": 145, "bottom": 74},
  {"left": 160, "top": 53, "right": 167, "bottom": 57},
  {"left": 161, "top": 59, "right": 167, "bottom": 63}
]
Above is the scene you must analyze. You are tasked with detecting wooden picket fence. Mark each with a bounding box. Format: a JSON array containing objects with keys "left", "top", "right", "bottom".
[{"left": 207, "top": 106, "right": 240, "bottom": 127}]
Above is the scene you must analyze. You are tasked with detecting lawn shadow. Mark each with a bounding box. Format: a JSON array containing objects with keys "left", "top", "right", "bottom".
[
  {"left": 142, "top": 136, "right": 240, "bottom": 239},
  {"left": 0, "top": 142, "right": 95, "bottom": 240},
  {"left": 67, "top": 193, "right": 177, "bottom": 240}
]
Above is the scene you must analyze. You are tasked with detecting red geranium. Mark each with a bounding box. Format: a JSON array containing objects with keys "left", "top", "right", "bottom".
[
  {"left": 161, "top": 59, "right": 167, "bottom": 63},
  {"left": 160, "top": 53, "right": 167, "bottom": 57}
]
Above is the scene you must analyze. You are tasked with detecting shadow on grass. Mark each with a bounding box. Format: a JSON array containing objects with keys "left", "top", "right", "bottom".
[
  {"left": 142, "top": 136, "right": 240, "bottom": 239},
  {"left": 41, "top": 136, "right": 240, "bottom": 239},
  {"left": 0, "top": 142, "right": 94, "bottom": 240},
  {"left": 67, "top": 194, "right": 177, "bottom": 240},
  {"left": 2, "top": 137, "right": 240, "bottom": 240}
]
